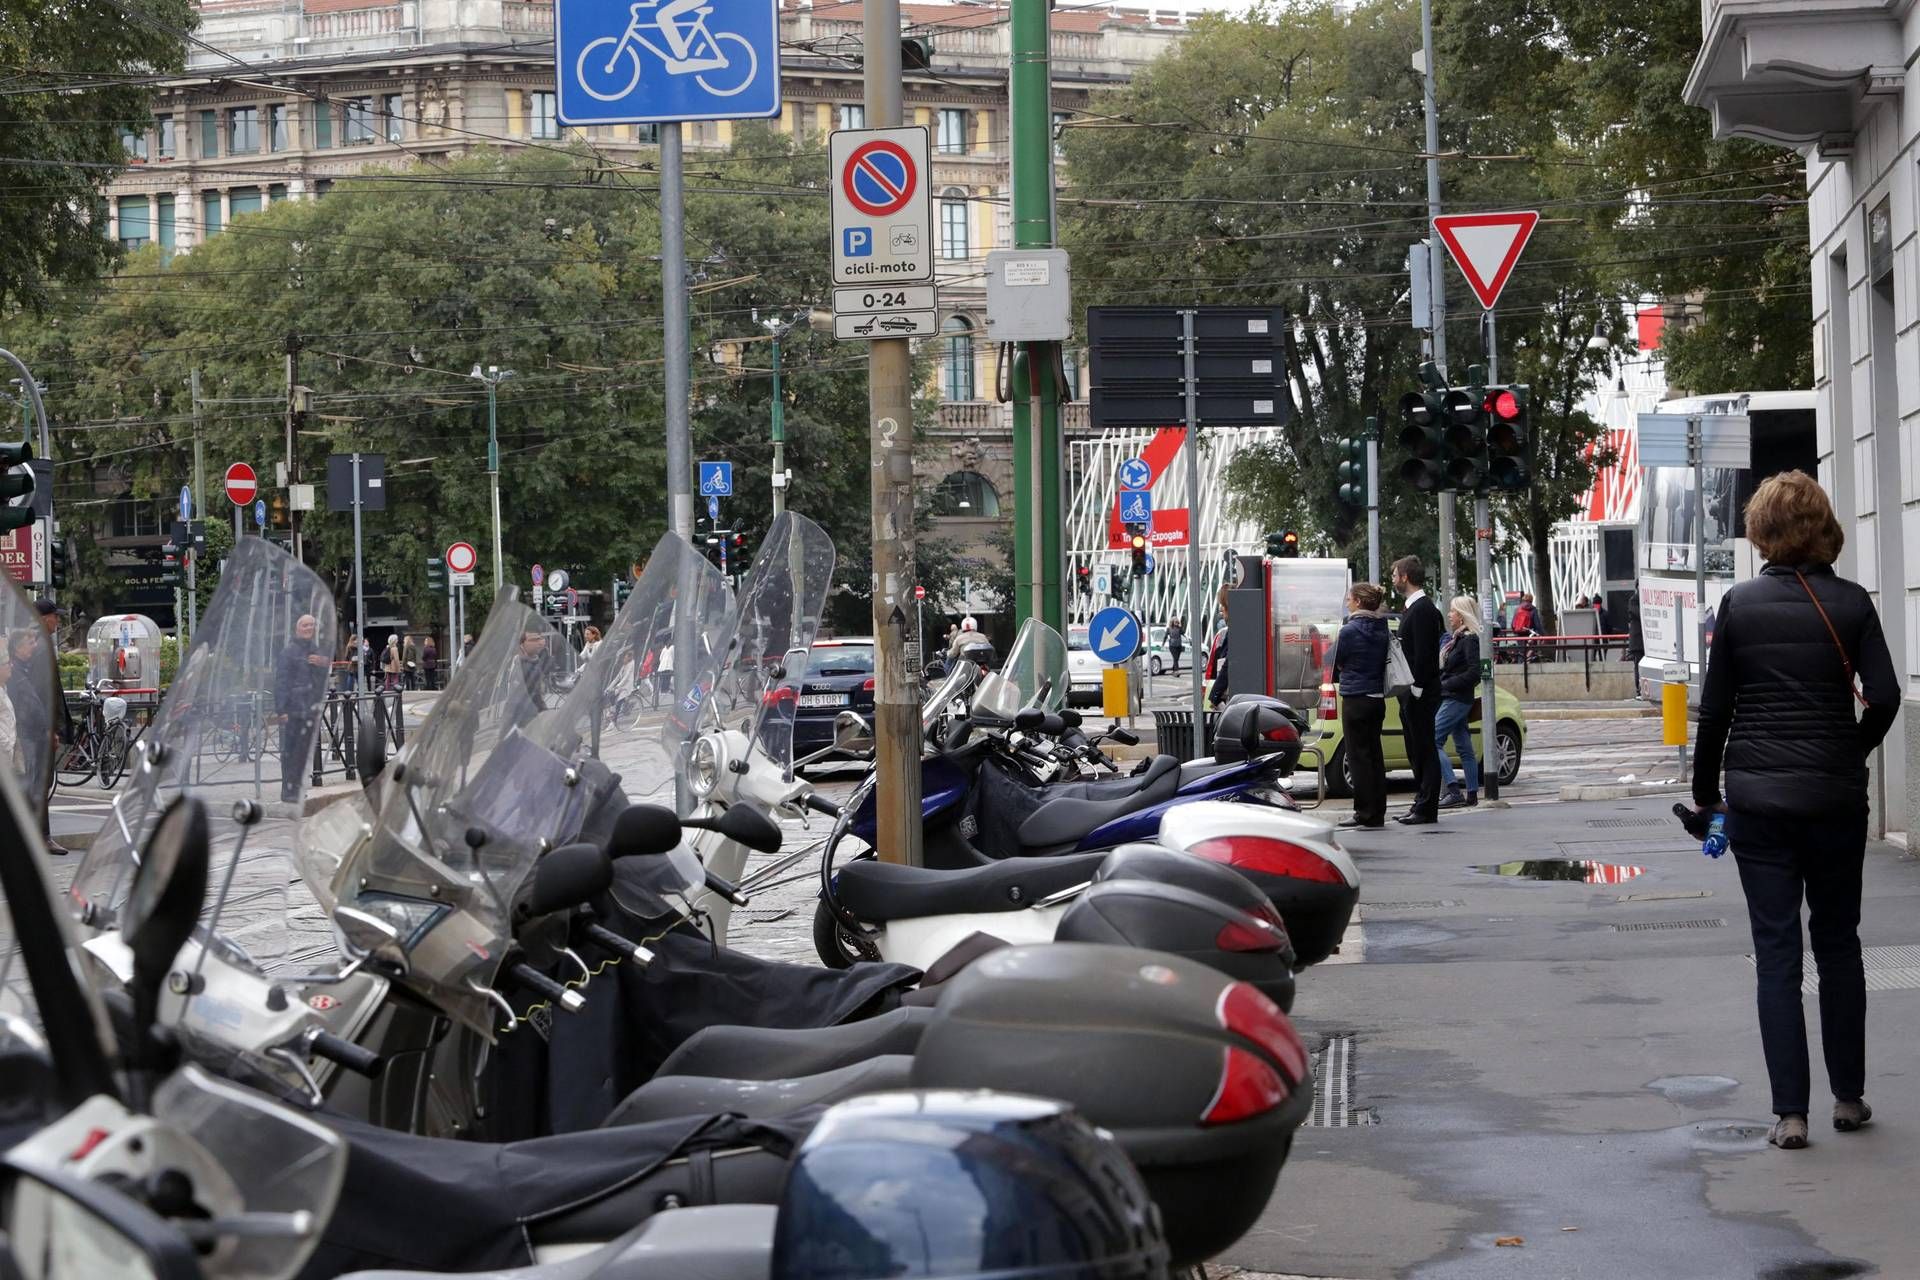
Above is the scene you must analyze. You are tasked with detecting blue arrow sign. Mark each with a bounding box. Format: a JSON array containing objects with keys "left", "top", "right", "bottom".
[
  {"left": 1118, "top": 489, "right": 1152, "bottom": 526},
  {"left": 1143, "top": 553, "right": 1155, "bottom": 574},
  {"left": 698, "top": 461, "right": 733, "bottom": 496},
  {"left": 1088, "top": 606, "right": 1142, "bottom": 665},
  {"left": 179, "top": 485, "right": 192, "bottom": 520},
  {"left": 707, "top": 495, "right": 720, "bottom": 521},
  {"left": 1117, "top": 457, "right": 1152, "bottom": 490},
  {"left": 554, "top": 0, "right": 780, "bottom": 125}
]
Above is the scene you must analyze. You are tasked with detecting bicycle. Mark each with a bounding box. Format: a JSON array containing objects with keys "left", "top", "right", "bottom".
[
  {"left": 55, "top": 684, "right": 133, "bottom": 789},
  {"left": 576, "top": 0, "right": 759, "bottom": 101}
]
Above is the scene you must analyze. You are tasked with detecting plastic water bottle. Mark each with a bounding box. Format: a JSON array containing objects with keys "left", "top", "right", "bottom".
[{"left": 1701, "top": 813, "right": 1728, "bottom": 859}]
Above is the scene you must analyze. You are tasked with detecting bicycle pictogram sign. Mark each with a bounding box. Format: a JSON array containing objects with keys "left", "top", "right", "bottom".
[{"left": 555, "top": 0, "right": 780, "bottom": 124}]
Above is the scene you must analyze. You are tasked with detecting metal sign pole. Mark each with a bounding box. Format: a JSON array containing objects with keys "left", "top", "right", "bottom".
[
  {"left": 1182, "top": 308, "right": 1204, "bottom": 759},
  {"left": 1692, "top": 415, "right": 1707, "bottom": 682},
  {"left": 1365, "top": 435, "right": 1380, "bottom": 586},
  {"left": 1479, "top": 310, "right": 1499, "bottom": 800},
  {"left": 350, "top": 452, "right": 367, "bottom": 659}
]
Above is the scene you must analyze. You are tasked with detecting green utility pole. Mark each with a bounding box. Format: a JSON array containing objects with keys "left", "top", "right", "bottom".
[
  {"left": 1010, "top": 0, "right": 1063, "bottom": 632},
  {"left": 770, "top": 330, "right": 785, "bottom": 516}
]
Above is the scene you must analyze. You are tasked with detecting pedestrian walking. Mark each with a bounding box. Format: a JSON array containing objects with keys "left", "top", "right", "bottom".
[
  {"left": 421, "top": 636, "right": 438, "bottom": 691},
  {"left": 1392, "top": 556, "right": 1443, "bottom": 825},
  {"left": 402, "top": 633, "right": 420, "bottom": 691},
  {"left": 1434, "top": 595, "right": 1481, "bottom": 810},
  {"left": 1693, "top": 472, "right": 1899, "bottom": 1151},
  {"left": 1167, "top": 618, "right": 1185, "bottom": 674},
  {"left": 381, "top": 634, "right": 402, "bottom": 692},
  {"left": 30, "top": 601, "right": 69, "bottom": 854},
  {"left": 275, "top": 613, "right": 331, "bottom": 805},
  {"left": 580, "top": 625, "right": 603, "bottom": 662},
  {"left": 1332, "top": 582, "right": 1390, "bottom": 830},
  {"left": 341, "top": 634, "right": 362, "bottom": 693}
]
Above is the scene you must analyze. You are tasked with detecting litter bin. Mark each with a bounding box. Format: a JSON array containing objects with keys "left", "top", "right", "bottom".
[{"left": 1152, "top": 709, "right": 1219, "bottom": 761}]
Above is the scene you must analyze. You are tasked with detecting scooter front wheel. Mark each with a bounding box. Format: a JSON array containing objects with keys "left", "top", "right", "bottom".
[{"left": 813, "top": 898, "right": 867, "bottom": 969}]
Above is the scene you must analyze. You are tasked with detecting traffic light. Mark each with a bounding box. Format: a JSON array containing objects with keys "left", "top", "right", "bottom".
[
  {"left": 1264, "top": 529, "right": 1299, "bottom": 558},
  {"left": 1336, "top": 423, "right": 1369, "bottom": 507},
  {"left": 1444, "top": 368, "right": 1490, "bottom": 493},
  {"left": 612, "top": 577, "right": 626, "bottom": 611},
  {"left": 0, "top": 440, "right": 33, "bottom": 532},
  {"left": 269, "top": 490, "right": 288, "bottom": 528},
  {"left": 1077, "top": 564, "right": 1092, "bottom": 596},
  {"left": 1396, "top": 387, "right": 1447, "bottom": 493},
  {"left": 158, "top": 553, "right": 180, "bottom": 589},
  {"left": 1487, "top": 384, "right": 1530, "bottom": 490},
  {"left": 426, "top": 556, "right": 446, "bottom": 591},
  {"left": 1129, "top": 527, "right": 1149, "bottom": 575},
  {"left": 50, "top": 538, "right": 70, "bottom": 593}
]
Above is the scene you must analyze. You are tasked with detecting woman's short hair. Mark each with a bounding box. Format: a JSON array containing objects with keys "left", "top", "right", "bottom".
[
  {"left": 1349, "top": 582, "right": 1385, "bottom": 611},
  {"left": 1745, "top": 471, "right": 1844, "bottom": 567}
]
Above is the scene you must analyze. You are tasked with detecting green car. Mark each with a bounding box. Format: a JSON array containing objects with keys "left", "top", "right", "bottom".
[{"left": 1306, "top": 670, "right": 1527, "bottom": 798}]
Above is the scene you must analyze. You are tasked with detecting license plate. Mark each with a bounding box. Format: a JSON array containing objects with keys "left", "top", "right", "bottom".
[{"left": 798, "top": 693, "right": 849, "bottom": 709}]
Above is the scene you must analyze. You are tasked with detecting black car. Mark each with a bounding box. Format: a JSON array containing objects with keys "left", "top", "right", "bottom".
[{"left": 791, "top": 637, "right": 876, "bottom": 766}]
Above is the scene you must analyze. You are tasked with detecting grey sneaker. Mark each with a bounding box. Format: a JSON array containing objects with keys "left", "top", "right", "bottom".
[
  {"left": 1769, "top": 1114, "right": 1809, "bottom": 1149},
  {"left": 1834, "top": 1100, "right": 1873, "bottom": 1132}
]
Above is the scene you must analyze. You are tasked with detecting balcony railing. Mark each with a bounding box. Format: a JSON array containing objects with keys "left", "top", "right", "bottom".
[
  {"left": 503, "top": 1, "right": 554, "bottom": 35},
  {"left": 300, "top": 3, "right": 417, "bottom": 44},
  {"left": 937, "top": 401, "right": 1008, "bottom": 433}
]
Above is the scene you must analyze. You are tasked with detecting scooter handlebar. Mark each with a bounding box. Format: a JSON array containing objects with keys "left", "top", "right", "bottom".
[
  {"left": 507, "top": 962, "right": 586, "bottom": 1013},
  {"left": 305, "top": 1028, "right": 383, "bottom": 1078},
  {"left": 804, "top": 793, "right": 842, "bottom": 818},
  {"left": 704, "top": 868, "right": 750, "bottom": 908},
  {"left": 581, "top": 921, "right": 654, "bottom": 966}
]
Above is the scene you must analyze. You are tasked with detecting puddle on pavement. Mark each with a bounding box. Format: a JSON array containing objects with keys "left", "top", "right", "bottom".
[
  {"left": 1473, "top": 858, "right": 1648, "bottom": 884},
  {"left": 1647, "top": 1075, "right": 1739, "bottom": 1102}
]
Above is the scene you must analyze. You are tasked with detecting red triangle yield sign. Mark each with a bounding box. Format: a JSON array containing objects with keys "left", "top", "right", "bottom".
[{"left": 1432, "top": 211, "right": 1539, "bottom": 311}]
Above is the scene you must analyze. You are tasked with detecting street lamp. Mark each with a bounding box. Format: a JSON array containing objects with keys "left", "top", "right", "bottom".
[
  {"left": 470, "top": 364, "right": 514, "bottom": 592},
  {"left": 756, "top": 309, "right": 809, "bottom": 516}
]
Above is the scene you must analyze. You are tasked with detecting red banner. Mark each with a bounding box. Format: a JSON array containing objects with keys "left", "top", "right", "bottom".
[
  {"left": 0, "top": 527, "right": 30, "bottom": 587},
  {"left": 1106, "top": 426, "right": 1192, "bottom": 548}
]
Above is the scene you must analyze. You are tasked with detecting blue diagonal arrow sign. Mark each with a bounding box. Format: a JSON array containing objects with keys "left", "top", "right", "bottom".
[{"left": 1088, "top": 606, "right": 1142, "bottom": 665}]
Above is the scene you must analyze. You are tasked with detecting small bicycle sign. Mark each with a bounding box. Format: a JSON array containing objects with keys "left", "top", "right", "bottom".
[{"left": 576, "top": 0, "right": 758, "bottom": 100}]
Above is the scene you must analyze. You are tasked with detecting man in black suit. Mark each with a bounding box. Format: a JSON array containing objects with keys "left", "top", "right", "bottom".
[{"left": 1392, "top": 556, "right": 1444, "bottom": 825}]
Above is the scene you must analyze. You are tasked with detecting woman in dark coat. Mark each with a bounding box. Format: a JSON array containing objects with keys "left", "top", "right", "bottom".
[
  {"left": 1332, "top": 582, "right": 1390, "bottom": 830},
  {"left": 1434, "top": 594, "right": 1481, "bottom": 809},
  {"left": 1694, "top": 471, "right": 1900, "bottom": 1150}
]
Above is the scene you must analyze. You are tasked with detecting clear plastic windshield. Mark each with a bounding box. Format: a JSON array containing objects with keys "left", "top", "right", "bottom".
[
  {"left": 69, "top": 540, "right": 338, "bottom": 977},
  {"left": 0, "top": 574, "right": 56, "bottom": 809},
  {"left": 971, "top": 618, "right": 1068, "bottom": 719},
  {"left": 673, "top": 513, "right": 836, "bottom": 777},
  {"left": 322, "top": 593, "right": 581, "bottom": 1036},
  {"left": 563, "top": 534, "right": 731, "bottom": 808}
]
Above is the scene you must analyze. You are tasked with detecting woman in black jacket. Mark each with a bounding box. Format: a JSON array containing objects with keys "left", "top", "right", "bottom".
[
  {"left": 1434, "top": 594, "right": 1481, "bottom": 809},
  {"left": 1333, "top": 582, "right": 1390, "bottom": 830},
  {"left": 1694, "top": 472, "right": 1900, "bottom": 1150}
]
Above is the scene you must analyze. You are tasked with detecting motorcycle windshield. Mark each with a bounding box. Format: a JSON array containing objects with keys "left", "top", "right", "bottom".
[
  {"left": 325, "top": 592, "right": 581, "bottom": 1037},
  {"left": 69, "top": 539, "right": 337, "bottom": 977},
  {"left": 673, "top": 513, "right": 835, "bottom": 781},
  {"left": 0, "top": 574, "right": 55, "bottom": 807},
  {"left": 972, "top": 618, "right": 1068, "bottom": 719},
  {"left": 569, "top": 533, "right": 731, "bottom": 808}
]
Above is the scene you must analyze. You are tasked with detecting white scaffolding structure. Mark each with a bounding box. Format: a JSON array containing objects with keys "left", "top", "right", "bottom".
[{"left": 1065, "top": 427, "right": 1283, "bottom": 644}]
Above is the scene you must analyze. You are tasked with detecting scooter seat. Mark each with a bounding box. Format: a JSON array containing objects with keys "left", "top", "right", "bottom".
[
  {"left": 1017, "top": 754, "right": 1181, "bottom": 849},
  {"left": 657, "top": 1005, "right": 936, "bottom": 1081},
  {"left": 603, "top": 1054, "right": 914, "bottom": 1127},
  {"left": 835, "top": 851, "right": 1112, "bottom": 923}
]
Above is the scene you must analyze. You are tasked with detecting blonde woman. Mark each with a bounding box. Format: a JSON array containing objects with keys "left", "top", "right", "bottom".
[{"left": 1435, "top": 594, "right": 1482, "bottom": 809}]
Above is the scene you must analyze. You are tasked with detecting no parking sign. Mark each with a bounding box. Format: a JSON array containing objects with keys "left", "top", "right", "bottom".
[{"left": 830, "top": 127, "right": 933, "bottom": 288}]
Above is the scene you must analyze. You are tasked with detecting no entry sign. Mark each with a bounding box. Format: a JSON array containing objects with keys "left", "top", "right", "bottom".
[
  {"left": 224, "top": 462, "right": 257, "bottom": 507},
  {"left": 445, "top": 541, "right": 478, "bottom": 575}
]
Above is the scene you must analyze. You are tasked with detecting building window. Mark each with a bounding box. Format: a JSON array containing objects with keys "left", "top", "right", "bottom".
[
  {"left": 121, "top": 128, "right": 148, "bottom": 162},
  {"left": 198, "top": 110, "right": 218, "bottom": 158},
  {"left": 155, "top": 116, "right": 176, "bottom": 160},
  {"left": 201, "top": 191, "right": 222, "bottom": 238},
  {"left": 268, "top": 183, "right": 288, "bottom": 203},
  {"left": 314, "top": 179, "right": 334, "bottom": 198},
  {"left": 117, "top": 196, "right": 150, "bottom": 249},
  {"left": 839, "top": 103, "right": 865, "bottom": 130},
  {"left": 941, "top": 315, "right": 976, "bottom": 401},
  {"left": 1052, "top": 111, "right": 1069, "bottom": 160},
  {"left": 1061, "top": 356, "right": 1081, "bottom": 400},
  {"left": 343, "top": 98, "right": 374, "bottom": 145},
  {"left": 267, "top": 104, "right": 289, "bottom": 152},
  {"left": 635, "top": 122, "right": 659, "bottom": 143},
  {"left": 530, "top": 91, "right": 558, "bottom": 139},
  {"left": 313, "top": 103, "right": 333, "bottom": 149},
  {"left": 155, "top": 194, "right": 175, "bottom": 262},
  {"left": 228, "top": 186, "right": 263, "bottom": 217},
  {"left": 383, "top": 93, "right": 404, "bottom": 142},
  {"left": 107, "top": 498, "right": 162, "bottom": 539},
  {"left": 931, "top": 470, "right": 1000, "bottom": 517},
  {"left": 228, "top": 106, "right": 260, "bottom": 154},
  {"left": 940, "top": 188, "right": 969, "bottom": 260},
  {"left": 937, "top": 108, "right": 967, "bottom": 154}
]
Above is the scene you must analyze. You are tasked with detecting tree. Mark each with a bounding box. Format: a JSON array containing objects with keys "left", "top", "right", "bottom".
[
  {"left": 0, "top": 0, "right": 192, "bottom": 313},
  {"left": 1061, "top": 0, "right": 1623, "bottom": 612}
]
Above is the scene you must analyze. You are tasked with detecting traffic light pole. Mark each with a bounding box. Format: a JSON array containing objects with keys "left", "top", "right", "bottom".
[
  {"left": 1011, "top": 0, "right": 1064, "bottom": 634},
  {"left": 1478, "top": 310, "right": 1499, "bottom": 801},
  {"left": 1366, "top": 435, "right": 1380, "bottom": 586},
  {"left": 0, "top": 349, "right": 52, "bottom": 600},
  {"left": 1418, "top": 0, "right": 1457, "bottom": 601},
  {"left": 1182, "top": 309, "right": 1205, "bottom": 757},
  {"left": 866, "top": 0, "right": 923, "bottom": 868}
]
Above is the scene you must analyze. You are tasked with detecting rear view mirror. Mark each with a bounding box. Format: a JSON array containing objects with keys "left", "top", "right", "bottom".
[
  {"left": 610, "top": 804, "right": 683, "bottom": 858},
  {"left": 716, "top": 804, "right": 782, "bottom": 854},
  {"left": 833, "top": 710, "right": 874, "bottom": 755},
  {"left": 1, "top": 1156, "right": 198, "bottom": 1280},
  {"left": 334, "top": 907, "right": 410, "bottom": 974},
  {"left": 1014, "top": 708, "right": 1046, "bottom": 731}
]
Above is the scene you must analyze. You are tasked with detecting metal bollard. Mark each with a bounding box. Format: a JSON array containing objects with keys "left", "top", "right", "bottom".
[{"left": 1661, "top": 660, "right": 1690, "bottom": 781}]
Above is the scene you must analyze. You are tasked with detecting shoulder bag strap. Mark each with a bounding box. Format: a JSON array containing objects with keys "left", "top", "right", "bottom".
[{"left": 1792, "top": 570, "right": 1868, "bottom": 708}]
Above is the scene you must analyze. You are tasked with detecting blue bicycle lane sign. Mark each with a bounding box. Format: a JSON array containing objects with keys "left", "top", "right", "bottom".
[
  {"left": 555, "top": 0, "right": 781, "bottom": 125},
  {"left": 698, "top": 460, "right": 733, "bottom": 495}
]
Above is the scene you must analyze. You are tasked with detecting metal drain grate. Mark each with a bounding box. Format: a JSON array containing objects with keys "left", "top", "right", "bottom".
[
  {"left": 1586, "top": 818, "right": 1671, "bottom": 829},
  {"left": 1610, "top": 918, "right": 1727, "bottom": 932},
  {"left": 1306, "top": 1036, "right": 1372, "bottom": 1127},
  {"left": 1746, "top": 944, "right": 1920, "bottom": 995}
]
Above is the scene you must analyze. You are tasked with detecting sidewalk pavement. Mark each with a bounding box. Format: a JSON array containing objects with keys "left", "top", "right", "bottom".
[{"left": 1241, "top": 793, "right": 1920, "bottom": 1279}]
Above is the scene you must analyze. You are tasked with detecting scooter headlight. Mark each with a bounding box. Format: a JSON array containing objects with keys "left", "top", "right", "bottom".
[{"left": 689, "top": 735, "right": 723, "bottom": 799}]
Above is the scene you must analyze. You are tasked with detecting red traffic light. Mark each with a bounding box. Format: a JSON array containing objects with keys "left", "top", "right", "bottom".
[
  {"left": 1077, "top": 565, "right": 1091, "bottom": 576},
  {"left": 1490, "top": 389, "right": 1521, "bottom": 420},
  {"left": 1282, "top": 531, "right": 1299, "bottom": 548}
]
